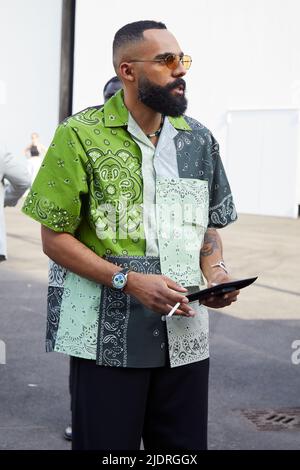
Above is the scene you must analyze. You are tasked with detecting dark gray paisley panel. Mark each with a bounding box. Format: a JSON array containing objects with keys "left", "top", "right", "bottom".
[
  {"left": 48, "top": 260, "right": 67, "bottom": 287},
  {"left": 175, "top": 116, "right": 237, "bottom": 228},
  {"left": 96, "top": 256, "right": 168, "bottom": 368},
  {"left": 46, "top": 286, "right": 64, "bottom": 352}
]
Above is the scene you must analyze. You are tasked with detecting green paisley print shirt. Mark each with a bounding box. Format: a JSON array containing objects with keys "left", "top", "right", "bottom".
[{"left": 22, "top": 90, "right": 237, "bottom": 368}]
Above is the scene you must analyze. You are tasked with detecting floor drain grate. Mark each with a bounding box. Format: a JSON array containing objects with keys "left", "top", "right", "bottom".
[{"left": 240, "top": 408, "right": 300, "bottom": 431}]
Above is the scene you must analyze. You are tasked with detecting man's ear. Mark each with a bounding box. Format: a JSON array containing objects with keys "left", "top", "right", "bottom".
[{"left": 119, "top": 62, "right": 135, "bottom": 82}]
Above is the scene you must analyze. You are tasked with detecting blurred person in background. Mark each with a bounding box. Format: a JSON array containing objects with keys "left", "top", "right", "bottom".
[
  {"left": 103, "top": 76, "right": 122, "bottom": 102},
  {"left": 24, "top": 132, "right": 47, "bottom": 185},
  {"left": 0, "top": 143, "right": 30, "bottom": 261}
]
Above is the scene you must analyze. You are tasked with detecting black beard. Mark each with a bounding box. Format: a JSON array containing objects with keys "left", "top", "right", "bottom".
[{"left": 137, "top": 76, "right": 187, "bottom": 117}]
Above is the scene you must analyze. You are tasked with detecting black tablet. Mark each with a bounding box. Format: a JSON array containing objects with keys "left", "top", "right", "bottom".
[{"left": 186, "top": 276, "right": 258, "bottom": 302}]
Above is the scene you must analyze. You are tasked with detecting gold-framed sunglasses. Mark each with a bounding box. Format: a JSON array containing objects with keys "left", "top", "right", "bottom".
[{"left": 128, "top": 53, "right": 192, "bottom": 71}]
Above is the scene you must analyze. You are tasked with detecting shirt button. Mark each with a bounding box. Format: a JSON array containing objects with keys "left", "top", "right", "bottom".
[
  {"left": 161, "top": 315, "right": 166, "bottom": 322},
  {"left": 160, "top": 342, "right": 165, "bottom": 349},
  {"left": 153, "top": 329, "right": 159, "bottom": 337}
]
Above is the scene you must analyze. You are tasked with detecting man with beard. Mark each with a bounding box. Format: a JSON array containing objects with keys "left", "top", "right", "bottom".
[{"left": 22, "top": 20, "right": 239, "bottom": 450}]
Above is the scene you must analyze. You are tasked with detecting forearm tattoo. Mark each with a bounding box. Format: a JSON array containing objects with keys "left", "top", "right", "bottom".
[{"left": 200, "top": 229, "right": 222, "bottom": 257}]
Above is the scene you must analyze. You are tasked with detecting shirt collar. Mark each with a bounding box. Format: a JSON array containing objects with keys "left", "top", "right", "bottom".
[
  {"left": 168, "top": 115, "right": 191, "bottom": 131},
  {"left": 156, "top": 116, "right": 178, "bottom": 152},
  {"left": 103, "top": 89, "right": 191, "bottom": 131},
  {"left": 128, "top": 113, "right": 181, "bottom": 151},
  {"left": 103, "top": 90, "right": 129, "bottom": 127},
  {"left": 127, "top": 113, "right": 152, "bottom": 148}
]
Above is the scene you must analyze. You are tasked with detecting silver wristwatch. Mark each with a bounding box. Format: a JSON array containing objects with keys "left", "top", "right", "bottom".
[
  {"left": 211, "top": 261, "right": 229, "bottom": 274},
  {"left": 111, "top": 267, "right": 131, "bottom": 290}
]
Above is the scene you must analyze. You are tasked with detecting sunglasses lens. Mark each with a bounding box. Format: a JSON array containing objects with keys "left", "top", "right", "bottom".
[
  {"left": 182, "top": 55, "right": 192, "bottom": 70},
  {"left": 165, "top": 54, "right": 192, "bottom": 70},
  {"left": 165, "top": 54, "right": 178, "bottom": 70}
]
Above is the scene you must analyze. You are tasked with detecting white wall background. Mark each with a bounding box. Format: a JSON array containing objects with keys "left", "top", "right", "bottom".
[
  {"left": 73, "top": 0, "right": 300, "bottom": 217},
  {"left": 0, "top": 0, "right": 62, "bottom": 158},
  {"left": 226, "top": 109, "right": 300, "bottom": 217}
]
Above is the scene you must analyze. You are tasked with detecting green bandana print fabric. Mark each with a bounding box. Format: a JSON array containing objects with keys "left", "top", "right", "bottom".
[
  {"left": 23, "top": 104, "right": 146, "bottom": 257},
  {"left": 23, "top": 90, "right": 237, "bottom": 368}
]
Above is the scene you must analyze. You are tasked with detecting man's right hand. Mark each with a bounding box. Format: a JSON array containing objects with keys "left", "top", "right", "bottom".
[{"left": 125, "top": 272, "right": 196, "bottom": 317}]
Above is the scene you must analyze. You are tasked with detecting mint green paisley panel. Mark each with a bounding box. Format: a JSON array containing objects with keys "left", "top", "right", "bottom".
[
  {"left": 166, "top": 302, "right": 209, "bottom": 368},
  {"left": 54, "top": 271, "right": 101, "bottom": 359},
  {"left": 156, "top": 177, "right": 210, "bottom": 367},
  {"left": 156, "top": 177, "right": 209, "bottom": 286}
]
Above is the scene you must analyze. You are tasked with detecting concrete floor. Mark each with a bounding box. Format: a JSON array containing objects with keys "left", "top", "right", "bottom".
[{"left": 0, "top": 205, "right": 300, "bottom": 450}]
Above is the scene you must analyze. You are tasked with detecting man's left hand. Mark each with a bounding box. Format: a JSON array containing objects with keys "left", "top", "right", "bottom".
[{"left": 202, "top": 270, "right": 240, "bottom": 309}]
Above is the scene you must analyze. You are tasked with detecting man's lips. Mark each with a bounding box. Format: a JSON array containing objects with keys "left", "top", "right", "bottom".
[
  {"left": 169, "top": 81, "right": 186, "bottom": 95},
  {"left": 171, "top": 85, "right": 185, "bottom": 95}
]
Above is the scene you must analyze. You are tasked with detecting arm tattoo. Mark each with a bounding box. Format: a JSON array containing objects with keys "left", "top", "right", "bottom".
[{"left": 200, "top": 229, "right": 221, "bottom": 257}]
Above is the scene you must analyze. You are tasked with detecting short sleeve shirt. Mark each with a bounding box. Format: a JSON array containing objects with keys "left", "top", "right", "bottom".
[{"left": 22, "top": 90, "right": 237, "bottom": 368}]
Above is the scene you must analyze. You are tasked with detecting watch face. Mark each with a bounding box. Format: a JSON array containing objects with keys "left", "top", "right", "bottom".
[{"left": 113, "top": 272, "right": 126, "bottom": 289}]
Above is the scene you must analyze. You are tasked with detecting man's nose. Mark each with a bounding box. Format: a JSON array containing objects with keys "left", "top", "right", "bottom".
[{"left": 172, "top": 61, "right": 187, "bottom": 78}]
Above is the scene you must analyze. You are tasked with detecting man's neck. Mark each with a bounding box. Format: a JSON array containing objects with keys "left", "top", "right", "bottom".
[{"left": 123, "top": 91, "right": 162, "bottom": 137}]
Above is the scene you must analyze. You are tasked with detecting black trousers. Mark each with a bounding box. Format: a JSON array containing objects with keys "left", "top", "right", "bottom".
[{"left": 71, "top": 356, "right": 209, "bottom": 451}]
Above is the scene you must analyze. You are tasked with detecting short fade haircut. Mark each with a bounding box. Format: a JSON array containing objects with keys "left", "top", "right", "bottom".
[{"left": 113, "top": 20, "right": 167, "bottom": 71}]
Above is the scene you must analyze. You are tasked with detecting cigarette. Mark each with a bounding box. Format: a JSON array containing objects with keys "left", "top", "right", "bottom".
[{"left": 167, "top": 302, "right": 181, "bottom": 317}]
